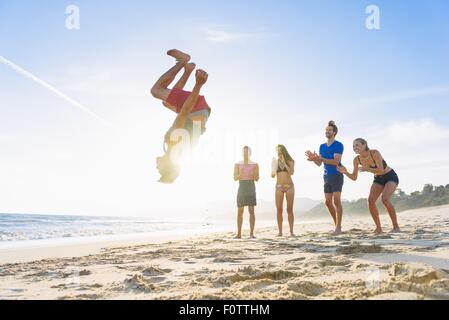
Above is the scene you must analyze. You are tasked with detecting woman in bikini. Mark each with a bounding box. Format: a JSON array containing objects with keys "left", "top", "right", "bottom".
[
  {"left": 337, "top": 138, "right": 401, "bottom": 234},
  {"left": 234, "top": 146, "right": 259, "bottom": 239},
  {"left": 150, "top": 49, "right": 210, "bottom": 183},
  {"left": 271, "top": 145, "right": 295, "bottom": 237}
]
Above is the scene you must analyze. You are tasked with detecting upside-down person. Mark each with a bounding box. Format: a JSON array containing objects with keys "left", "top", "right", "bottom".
[{"left": 150, "top": 49, "right": 211, "bottom": 183}]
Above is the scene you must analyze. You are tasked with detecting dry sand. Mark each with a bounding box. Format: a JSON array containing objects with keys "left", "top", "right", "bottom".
[{"left": 1, "top": 205, "right": 448, "bottom": 300}]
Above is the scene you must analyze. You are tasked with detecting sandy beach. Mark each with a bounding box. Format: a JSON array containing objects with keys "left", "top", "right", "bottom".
[{"left": 1, "top": 205, "right": 448, "bottom": 300}]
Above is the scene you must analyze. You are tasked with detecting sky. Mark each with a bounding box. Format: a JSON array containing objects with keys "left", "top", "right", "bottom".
[{"left": 1, "top": 0, "right": 449, "bottom": 218}]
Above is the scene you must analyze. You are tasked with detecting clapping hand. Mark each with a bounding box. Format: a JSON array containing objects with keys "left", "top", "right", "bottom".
[
  {"left": 305, "top": 150, "right": 319, "bottom": 162},
  {"left": 337, "top": 165, "right": 347, "bottom": 174}
]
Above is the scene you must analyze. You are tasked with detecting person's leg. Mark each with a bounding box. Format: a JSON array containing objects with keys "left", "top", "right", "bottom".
[
  {"left": 236, "top": 207, "right": 244, "bottom": 238},
  {"left": 275, "top": 188, "right": 284, "bottom": 236},
  {"left": 248, "top": 206, "right": 256, "bottom": 238},
  {"left": 285, "top": 186, "right": 295, "bottom": 236},
  {"left": 333, "top": 192, "right": 343, "bottom": 234},
  {"left": 381, "top": 182, "right": 400, "bottom": 232},
  {"left": 173, "top": 63, "right": 196, "bottom": 90},
  {"left": 324, "top": 193, "right": 337, "bottom": 226},
  {"left": 172, "top": 70, "right": 208, "bottom": 129},
  {"left": 368, "top": 183, "right": 385, "bottom": 233},
  {"left": 161, "top": 63, "right": 196, "bottom": 109},
  {"left": 150, "top": 61, "right": 185, "bottom": 107}
]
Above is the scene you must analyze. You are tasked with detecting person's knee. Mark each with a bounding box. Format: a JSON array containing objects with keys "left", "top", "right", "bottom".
[
  {"left": 287, "top": 209, "right": 294, "bottom": 217},
  {"left": 333, "top": 198, "right": 341, "bottom": 207},
  {"left": 368, "top": 197, "right": 377, "bottom": 206},
  {"left": 381, "top": 196, "right": 390, "bottom": 206},
  {"left": 325, "top": 200, "right": 333, "bottom": 208},
  {"left": 276, "top": 208, "right": 283, "bottom": 215},
  {"left": 150, "top": 86, "right": 161, "bottom": 98}
]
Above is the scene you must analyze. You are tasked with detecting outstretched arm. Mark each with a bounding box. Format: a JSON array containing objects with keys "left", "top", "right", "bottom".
[{"left": 337, "top": 157, "right": 359, "bottom": 181}]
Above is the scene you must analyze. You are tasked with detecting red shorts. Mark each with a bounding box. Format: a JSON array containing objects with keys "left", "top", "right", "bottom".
[{"left": 165, "top": 88, "right": 211, "bottom": 114}]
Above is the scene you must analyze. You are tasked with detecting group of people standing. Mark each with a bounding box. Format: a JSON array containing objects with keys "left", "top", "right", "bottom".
[{"left": 234, "top": 120, "right": 401, "bottom": 238}]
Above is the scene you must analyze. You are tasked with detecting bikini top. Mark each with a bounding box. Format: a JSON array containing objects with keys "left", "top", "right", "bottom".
[
  {"left": 358, "top": 150, "right": 388, "bottom": 169},
  {"left": 277, "top": 160, "right": 289, "bottom": 173}
]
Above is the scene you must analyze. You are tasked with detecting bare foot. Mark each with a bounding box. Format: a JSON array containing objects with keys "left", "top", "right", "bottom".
[
  {"left": 250, "top": 234, "right": 256, "bottom": 239},
  {"left": 235, "top": 234, "right": 242, "bottom": 239},
  {"left": 167, "top": 49, "right": 191, "bottom": 63},
  {"left": 184, "top": 63, "right": 196, "bottom": 74},
  {"left": 195, "top": 69, "right": 208, "bottom": 85},
  {"left": 389, "top": 227, "right": 401, "bottom": 233},
  {"left": 332, "top": 227, "right": 343, "bottom": 235},
  {"left": 289, "top": 233, "right": 296, "bottom": 238},
  {"left": 374, "top": 227, "right": 383, "bottom": 234},
  {"left": 276, "top": 233, "right": 283, "bottom": 237}
]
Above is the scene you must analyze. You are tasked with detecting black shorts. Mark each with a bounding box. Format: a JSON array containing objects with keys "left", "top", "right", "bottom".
[
  {"left": 324, "top": 173, "right": 344, "bottom": 194},
  {"left": 373, "top": 169, "right": 399, "bottom": 186}
]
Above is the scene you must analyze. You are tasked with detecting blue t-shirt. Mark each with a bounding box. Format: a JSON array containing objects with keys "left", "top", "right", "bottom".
[{"left": 319, "top": 140, "right": 344, "bottom": 176}]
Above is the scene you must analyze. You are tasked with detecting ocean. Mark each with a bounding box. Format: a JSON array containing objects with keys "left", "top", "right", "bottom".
[{"left": 0, "top": 213, "right": 215, "bottom": 248}]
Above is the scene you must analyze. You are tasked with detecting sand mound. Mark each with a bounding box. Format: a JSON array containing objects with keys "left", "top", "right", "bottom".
[
  {"left": 386, "top": 263, "right": 449, "bottom": 298},
  {"left": 141, "top": 266, "right": 171, "bottom": 276},
  {"left": 316, "top": 256, "right": 352, "bottom": 267},
  {"left": 58, "top": 293, "right": 102, "bottom": 300},
  {"left": 213, "top": 256, "right": 237, "bottom": 263},
  {"left": 212, "top": 267, "right": 296, "bottom": 288},
  {"left": 390, "top": 263, "right": 448, "bottom": 283},
  {"left": 79, "top": 269, "right": 92, "bottom": 276},
  {"left": 285, "top": 280, "right": 326, "bottom": 297},
  {"left": 237, "top": 279, "right": 275, "bottom": 292},
  {"left": 124, "top": 274, "right": 155, "bottom": 292},
  {"left": 336, "top": 244, "right": 383, "bottom": 255}
]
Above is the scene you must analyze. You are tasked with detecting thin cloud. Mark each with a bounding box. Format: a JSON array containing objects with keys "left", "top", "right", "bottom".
[{"left": 202, "top": 28, "right": 256, "bottom": 43}]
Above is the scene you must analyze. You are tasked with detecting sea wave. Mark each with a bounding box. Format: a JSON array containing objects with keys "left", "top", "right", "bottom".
[{"left": 0, "top": 213, "right": 208, "bottom": 242}]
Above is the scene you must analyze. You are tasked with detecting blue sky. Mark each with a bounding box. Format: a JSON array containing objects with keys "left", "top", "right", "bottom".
[{"left": 1, "top": 0, "right": 449, "bottom": 217}]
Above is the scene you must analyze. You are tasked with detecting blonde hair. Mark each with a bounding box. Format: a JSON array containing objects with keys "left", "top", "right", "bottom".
[{"left": 354, "top": 138, "right": 370, "bottom": 151}]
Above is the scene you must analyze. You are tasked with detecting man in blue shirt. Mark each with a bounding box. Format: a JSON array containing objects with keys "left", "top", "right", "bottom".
[{"left": 305, "top": 121, "right": 344, "bottom": 234}]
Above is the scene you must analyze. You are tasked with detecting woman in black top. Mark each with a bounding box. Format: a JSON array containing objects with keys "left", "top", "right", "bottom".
[{"left": 337, "top": 138, "right": 400, "bottom": 234}]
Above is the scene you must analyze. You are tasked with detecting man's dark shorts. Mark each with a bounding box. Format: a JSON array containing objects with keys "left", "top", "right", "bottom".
[{"left": 324, "top": 173, "right": 344, "bottom": 194}]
